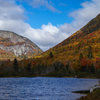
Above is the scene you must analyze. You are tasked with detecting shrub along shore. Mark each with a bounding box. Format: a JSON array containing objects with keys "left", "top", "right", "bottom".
[{"left": 78, "top": 88, "right": 100, "bottom": 100}]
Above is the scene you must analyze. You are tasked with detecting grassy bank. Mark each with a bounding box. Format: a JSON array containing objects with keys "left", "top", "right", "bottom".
[{"left": 78, "top": 89, "right": 100, "bottom": 100}]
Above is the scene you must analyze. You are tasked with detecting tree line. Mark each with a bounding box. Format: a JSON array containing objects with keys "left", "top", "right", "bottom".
[{"left": 0, "top": 46, "right": 100, "bottom": 78}]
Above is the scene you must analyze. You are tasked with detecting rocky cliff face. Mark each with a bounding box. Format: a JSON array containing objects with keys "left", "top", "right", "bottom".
[{"left": 0, "top": 30, "right": 42, "bottom": 60}]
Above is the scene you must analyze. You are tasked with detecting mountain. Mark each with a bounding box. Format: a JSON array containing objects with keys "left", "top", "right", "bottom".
[
  {"left": 41, "top": 14, "right": 100, "bottom": 67},
  {"left": 0, "top": 30, "right": 42, "bottom": 60},
  {"left": 0, "top": 14, "right": 100, "bottom": 77}
]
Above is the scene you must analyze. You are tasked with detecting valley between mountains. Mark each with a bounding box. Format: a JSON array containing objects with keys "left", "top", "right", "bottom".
[{"left": 0, "top": 14, "right": 100, "bottom": 78}]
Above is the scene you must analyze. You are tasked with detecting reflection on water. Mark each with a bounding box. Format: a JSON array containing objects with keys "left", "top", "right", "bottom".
[{"left": 0, "top": 77, "right": 98, "bottom": 100}]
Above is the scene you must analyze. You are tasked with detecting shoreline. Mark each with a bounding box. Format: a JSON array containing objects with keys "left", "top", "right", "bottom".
[
  {"left": 0, "top": 76, "right": 99, "bottom": 79},
  {"left": 72, "top": 90, "right": 90, "bottom": 94},
  {"left": 77, "top": 88, "right": 100, "bottom": 100},
  {"left": 76, "top": 83, "right": 100, "bottom": 100}
]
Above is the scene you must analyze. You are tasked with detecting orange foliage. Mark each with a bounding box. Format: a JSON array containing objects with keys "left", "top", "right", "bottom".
[{"left": 80, "top": 58, "right": 92, "bottom": 67}]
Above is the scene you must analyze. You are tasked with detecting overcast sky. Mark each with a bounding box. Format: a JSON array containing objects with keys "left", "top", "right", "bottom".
[{"left": 0, "top": 0, "right": 100, "bottom": 51}]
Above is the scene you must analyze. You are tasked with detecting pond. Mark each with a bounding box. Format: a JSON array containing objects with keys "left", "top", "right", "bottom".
[{"left": 0, "top": 77, "right": 98, "bottom": 100}]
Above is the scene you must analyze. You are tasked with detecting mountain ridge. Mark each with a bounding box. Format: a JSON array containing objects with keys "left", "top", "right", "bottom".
[
  {"left": 40, "top": 14, "right": 100, "bottom": 68},
  {"left": 55, "top": 14, "right": 100, "bottom": 48}
]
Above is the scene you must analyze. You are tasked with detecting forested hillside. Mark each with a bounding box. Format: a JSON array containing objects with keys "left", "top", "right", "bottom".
[
  {"left": 40, "top": 14, "right": 100, "bottom": 68},
  {"left": 0, "top": 14, "right": 100, "bottom": 77}
]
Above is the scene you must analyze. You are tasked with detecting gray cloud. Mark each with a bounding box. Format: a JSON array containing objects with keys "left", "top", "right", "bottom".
[
  {"left": 0, "top": 0, "right": 25, "bottom": 20},
  {"left": 30, "top": 0, "right": 61, "bottom": 13},
  {"left": 17, "top": 0, "right": 61, "bottom": 13}
]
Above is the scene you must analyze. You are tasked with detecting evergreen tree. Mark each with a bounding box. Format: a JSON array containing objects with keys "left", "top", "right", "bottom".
[
  {"left": 26, "top": 63, "right": 31, "bottom": 72},
  {"left": 53, "top": 61, "right": 64, "bottom": 71},
  {"left": 87, "top": 46, "right": 93, "bottom": 59},
  {"left": 90, "top": 63, "right": 95, "bottom": 73},
  {"left": 66, "top": 62, "right": 70, "bottom": 71},
  {"left": 66, "top": 62, "right": 72, "bottom": 74},
  {"left": 79, "top": 53, "right": 83, "bottom": 60},
  {"left": 49, "top": 52, "right": 53, "bottom": 58},
  {"left": 13, "top": 58, "right": 18, "bottom": 72}
]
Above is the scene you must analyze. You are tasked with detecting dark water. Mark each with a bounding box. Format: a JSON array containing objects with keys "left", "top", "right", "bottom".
[{"left": 0, "top": 77, "right": 98, "bottom": 100}]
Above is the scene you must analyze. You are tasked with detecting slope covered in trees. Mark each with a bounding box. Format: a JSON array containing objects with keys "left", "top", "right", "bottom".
[
  {"left": 40, "top": 14, "right": 100, "bottom": 68},
  {"left": 0, "top": 14, "right": 100, "bottom": 77}
]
